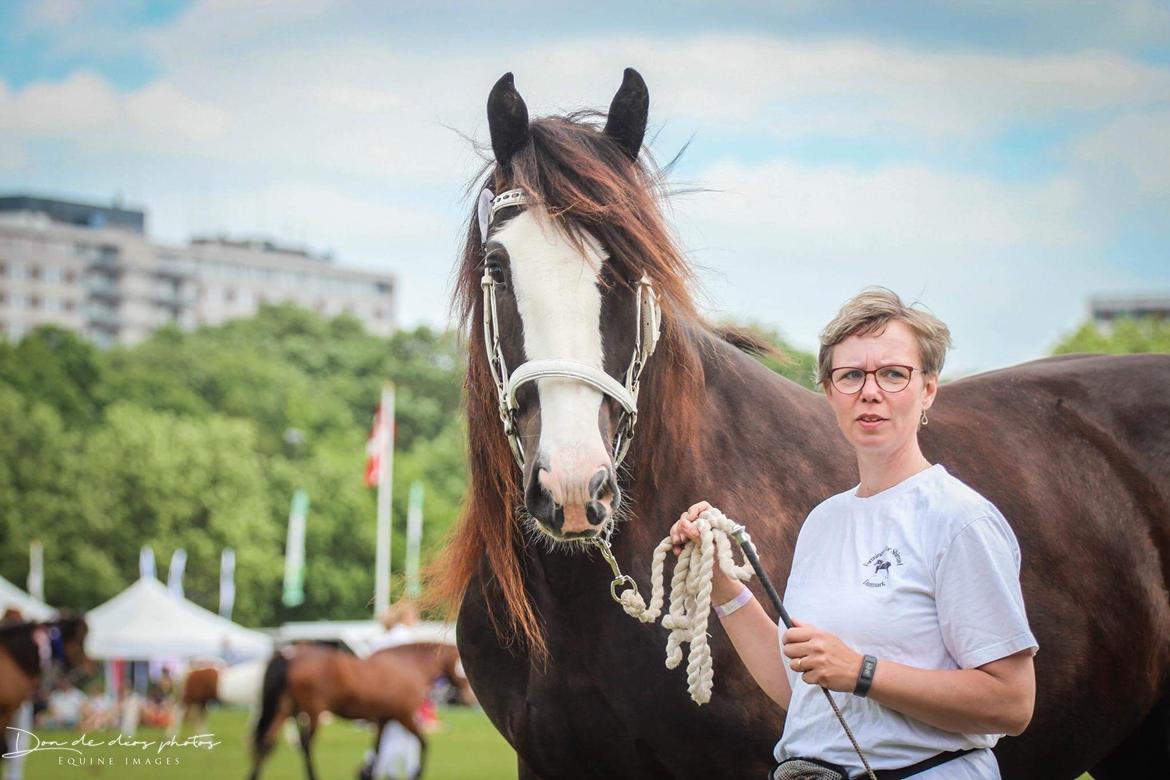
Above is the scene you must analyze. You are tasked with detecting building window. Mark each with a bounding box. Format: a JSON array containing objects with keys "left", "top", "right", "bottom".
[
  {"left": 29, "top": 265, "right": 41, "bottom": 281},
  {"left": 0, "top": 262, "right": 6, "bottom": 276},
  {"left": 29, "top": 295, "right": 41, "bottom": 309},
  {"left": 224, "top": 288, "right": 236, "bottom": 303},
  {"left": 64, "top": 269, "right": 77, "bottom": 283},
  {"left": 64, "top": 299, "right": 75, "bottom": 312}
]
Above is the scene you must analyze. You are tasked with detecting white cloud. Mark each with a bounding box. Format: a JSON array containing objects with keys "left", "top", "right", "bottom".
[
  {"left": 2, "top": 11, "right": 1167, "bottom": 364},
  {"left": 1071, "top": 110, "right": 1170, "bottom": 196}
]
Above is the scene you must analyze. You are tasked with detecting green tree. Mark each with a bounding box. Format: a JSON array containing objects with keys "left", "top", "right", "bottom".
[
  {"left": 1053, "top": 318, "right": 1170, "bottom": 355},
  {"left": 720, "top": 321, "right": 819, "bottom": 390}
]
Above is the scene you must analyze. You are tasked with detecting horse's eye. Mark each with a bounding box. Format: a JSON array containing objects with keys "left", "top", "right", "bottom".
[{"left": 488, "top": 263, "right": 506, "bottom": 286}]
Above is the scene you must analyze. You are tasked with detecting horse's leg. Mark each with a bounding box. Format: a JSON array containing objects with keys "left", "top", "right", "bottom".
[
  {"left": 195, "top": 702, "right": 208, "bottom": 734},
  {"left": 358, "top": 721, "right": 386, "bottom": 780},
  {"left": 1089, "top": 694, "right": 1170, "bottom": 780},
  {"left": 296, "top": 710, "right": 319, "bottom": 780},
  {"left": 248, "top": 695, "right": 293, "bottom": 780}
]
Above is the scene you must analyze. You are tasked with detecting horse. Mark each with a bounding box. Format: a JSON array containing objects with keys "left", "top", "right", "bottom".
[
  {"left": 432, "top": 67, "right": 1170, "bottom": 779},
  {"left": 0, "top": 614, "right": 89, "bottom": 759},
  {"left": 249, "top": 641, "right": 470, "bottom": 780},
  {"left": 169, "top": 659, "right": 265, "bottom": 737}
]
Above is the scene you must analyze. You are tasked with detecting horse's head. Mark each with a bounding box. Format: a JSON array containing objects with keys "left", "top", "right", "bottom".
[
  {"left": 54, "top": 613, "right": 92, "bottom": 677},
  {"left": 474, "top": 68, "right": 669, "bottom": 542}
]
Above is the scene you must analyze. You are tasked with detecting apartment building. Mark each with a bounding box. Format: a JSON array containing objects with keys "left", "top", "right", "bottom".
[{"left": 0, "top": 195, "right": 396, "bottom": 346}]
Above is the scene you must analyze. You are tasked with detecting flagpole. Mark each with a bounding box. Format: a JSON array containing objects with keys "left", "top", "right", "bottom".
[
  {"left": 374, "top": 382, "right": 396, "bottom": 616},
  {"left": 405, "top": 481, "right": 424, "bottom": 599}
]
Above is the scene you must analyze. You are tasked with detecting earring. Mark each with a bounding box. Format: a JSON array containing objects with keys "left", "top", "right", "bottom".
[{"left": 920, "top": 409, "right": 929, "bottom": 426}]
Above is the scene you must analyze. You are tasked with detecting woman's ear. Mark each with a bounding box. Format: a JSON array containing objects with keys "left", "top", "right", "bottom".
[{"left": 922, "top": 373, "right": 939, "bottom": 410}]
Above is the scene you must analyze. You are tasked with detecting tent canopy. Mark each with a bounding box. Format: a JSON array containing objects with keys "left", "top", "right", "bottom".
[
  {"left": 0, "top": 574, "right": 56, "bottom": 620},
  {"left": 85, "top": 576, "right": 272, "bottom": 661}
]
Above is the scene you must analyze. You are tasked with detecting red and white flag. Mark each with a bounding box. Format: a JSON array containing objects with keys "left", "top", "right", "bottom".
[{"left": 364, "top": 402, "right": 392, "bottom": 487}]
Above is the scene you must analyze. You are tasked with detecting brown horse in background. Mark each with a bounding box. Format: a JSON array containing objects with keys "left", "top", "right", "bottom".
[
  {"left": 170, "top": 660, "right": 265, "bottom": 737},
  {"left": 0, "top": 614, "right": 89, "bottom": 760},
  {"left": 249, "top": 642, "right": 470, "bottom": 780},
  {"left": 435, "top": 68, "right": 1170, "bottom": 779}
]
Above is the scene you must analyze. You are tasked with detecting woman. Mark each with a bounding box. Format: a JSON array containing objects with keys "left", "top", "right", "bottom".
[{"left": 671, "top": 288, "right": 1037, "bottom": 779}]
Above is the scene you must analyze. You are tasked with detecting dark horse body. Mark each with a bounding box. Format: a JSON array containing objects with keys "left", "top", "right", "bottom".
[{"left": 445, "top": 70, "right": 1170, "bottom": 780}]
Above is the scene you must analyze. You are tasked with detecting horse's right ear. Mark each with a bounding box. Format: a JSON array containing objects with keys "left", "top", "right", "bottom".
[{"left": 487, "top": 72, "right": 530, "bottom": 168}]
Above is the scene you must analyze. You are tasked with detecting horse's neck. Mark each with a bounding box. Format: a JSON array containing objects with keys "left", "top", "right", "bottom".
[
  {"left": 627, "top": 328, "right": 855, "bottom": 552},
  {"left": 0, "top": 626, "right": 42, "bottom": 679}
]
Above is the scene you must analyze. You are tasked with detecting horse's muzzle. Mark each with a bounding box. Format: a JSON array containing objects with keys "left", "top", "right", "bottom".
[{"left": 525, "top": 463, "right": 619, "bottom": 538}]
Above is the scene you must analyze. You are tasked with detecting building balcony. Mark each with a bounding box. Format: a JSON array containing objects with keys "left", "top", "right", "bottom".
[
  {"left": 86, "top": 307, "right": 122, "bottom": 330},
  {"left": 87, "top": 280, "right": 123, "bottom": 302}
]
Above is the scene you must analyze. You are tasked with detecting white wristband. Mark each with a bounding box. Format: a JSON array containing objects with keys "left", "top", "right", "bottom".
[{"left": 713, "top": 587, "right": 753, "bottom": 618}]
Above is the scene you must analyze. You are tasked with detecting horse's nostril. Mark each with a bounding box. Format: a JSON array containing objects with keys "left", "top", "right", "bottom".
[
  {"left": 589, "top": 468, "right": 612, "bottom": 500},
  {"left": 586, "top": 501, "right": 607, "bottom": 526}
]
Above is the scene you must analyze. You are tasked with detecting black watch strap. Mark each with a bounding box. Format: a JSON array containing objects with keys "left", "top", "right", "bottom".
[{"left": 854, "top": 654, "right": 877, "bottom": 697}]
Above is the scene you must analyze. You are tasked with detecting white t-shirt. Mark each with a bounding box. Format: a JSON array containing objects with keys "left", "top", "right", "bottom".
[{"left": 774, "top": 464, "right": 1038, "bottom": 779}]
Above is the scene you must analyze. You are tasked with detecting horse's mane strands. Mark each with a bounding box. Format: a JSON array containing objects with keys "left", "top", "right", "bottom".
[{"left": 430, "top": 111, "right": 712, "bottom": 659}]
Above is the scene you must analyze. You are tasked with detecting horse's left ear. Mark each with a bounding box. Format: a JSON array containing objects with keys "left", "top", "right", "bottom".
[{"left": 604, "top": 68, "right": 649, "bottom": 161}]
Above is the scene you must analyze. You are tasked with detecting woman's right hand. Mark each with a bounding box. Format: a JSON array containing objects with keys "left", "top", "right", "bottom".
[{"left": 669, "top": 500, "right": 741, "bottom": 601}]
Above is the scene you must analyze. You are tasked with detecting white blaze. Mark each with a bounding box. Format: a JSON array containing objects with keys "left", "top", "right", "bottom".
[{"left": 494, "top": 208, "right": 609, "bottom": 486}]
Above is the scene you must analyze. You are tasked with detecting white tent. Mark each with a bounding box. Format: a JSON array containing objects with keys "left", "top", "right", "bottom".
[
  {"left": 85, "top": 577, "right": 272, "bottom": 661},
  {"left": 0, "top": 574, "right": 56, "bottom": 620}
]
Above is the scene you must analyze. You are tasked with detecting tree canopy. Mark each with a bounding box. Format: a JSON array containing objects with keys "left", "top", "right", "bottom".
[{"left": 0, "top": 306, "right": 818, "bottom": 626}]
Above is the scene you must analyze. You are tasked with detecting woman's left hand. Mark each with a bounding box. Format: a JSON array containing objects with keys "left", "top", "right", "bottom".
[{"left": 782, "top": 619, "right": 865, "bottom": 693}]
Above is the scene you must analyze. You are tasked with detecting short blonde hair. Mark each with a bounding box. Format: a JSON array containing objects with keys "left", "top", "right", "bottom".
[{"left": 817, "top": 287, "right": 952, "bottom": 386}]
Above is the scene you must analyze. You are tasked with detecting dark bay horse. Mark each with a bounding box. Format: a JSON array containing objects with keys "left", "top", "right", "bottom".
[
  {"left": 250, "top": 642, "right": 469, "bottom": 780},
  {"left": 0, "top": 614, "right": 89, "bottom": 759},
  {"left": 434, "top": 68, "right": 1170, "bottom": 779}
]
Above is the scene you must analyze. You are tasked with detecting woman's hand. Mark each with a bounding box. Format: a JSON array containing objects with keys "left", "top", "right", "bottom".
[
  {"left": 669, "top": 500, "right": 741, "bottom": 601},
  {"left": 782, "top": 619, "right": 865, "bottom": 693}
]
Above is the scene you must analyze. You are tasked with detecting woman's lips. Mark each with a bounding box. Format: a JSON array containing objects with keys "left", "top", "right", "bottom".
[{"left": 856, "top": 415, "right": 886, "bottom": 429}]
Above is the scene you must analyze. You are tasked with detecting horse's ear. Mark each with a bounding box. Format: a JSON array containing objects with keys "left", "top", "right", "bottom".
[
  {"left": 487, "top": 72, "right": 530, "bottom": 168},
  {"left": 604, "top": 68, "right": 649, "bottom": 161}
]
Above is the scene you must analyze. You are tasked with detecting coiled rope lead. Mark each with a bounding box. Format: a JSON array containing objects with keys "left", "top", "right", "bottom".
[
  {"left": 599, "top": 507, "right": 878, "bottom": 780},
  {"left": 611, "top": 507, "right": 753, "bottom": 704}
]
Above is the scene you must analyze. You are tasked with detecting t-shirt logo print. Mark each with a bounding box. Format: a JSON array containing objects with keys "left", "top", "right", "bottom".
[{"left": 862, "top": 546, "right": 903, "bottom": 588}]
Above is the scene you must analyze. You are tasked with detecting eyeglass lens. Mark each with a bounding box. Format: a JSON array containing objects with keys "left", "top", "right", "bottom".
[{"left": 831, "top": 366, "right": 913, "bottom": 393}]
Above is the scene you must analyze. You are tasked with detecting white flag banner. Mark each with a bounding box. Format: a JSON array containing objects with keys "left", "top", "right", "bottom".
[
  {"left": 283, "top": 490, "right": 310, "bottom": 608},
  {"left": 405, "top": 482, "right": 425, "bottom": 599},
  {"left": 139, "top": 546, "right": 156, "bottom": 580},
  {"left": 219, "top": 547, "right": 236, "bottom": 620},
  {"left": 27, "top": 540, "right": 44, "bottom": 602},
  {"left": 168, "top": 548, "right": 187, "bottom": 599}
]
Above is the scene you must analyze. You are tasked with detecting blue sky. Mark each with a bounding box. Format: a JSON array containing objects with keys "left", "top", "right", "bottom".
[{"left": 2, "top": 0, "right": 1168, "bottom": 373}]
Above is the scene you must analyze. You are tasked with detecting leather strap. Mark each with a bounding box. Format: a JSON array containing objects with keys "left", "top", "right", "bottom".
[{"left": 871, "top": 748, "right": 976, "bottom": 780}]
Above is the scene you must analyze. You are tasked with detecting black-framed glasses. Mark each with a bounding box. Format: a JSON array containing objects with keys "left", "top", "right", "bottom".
[{"left": 829, "top": 365, "right": 918, "bottom": 394}]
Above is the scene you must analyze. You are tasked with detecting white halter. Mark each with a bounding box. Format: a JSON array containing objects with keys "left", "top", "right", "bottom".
[{"left": 479, "top": 187, "right": 662, "bottom": 469}]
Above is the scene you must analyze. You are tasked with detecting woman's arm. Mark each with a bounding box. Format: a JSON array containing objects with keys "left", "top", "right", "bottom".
[
  {"left": 672, "top": 502, "right": 791, "bottom": 710},
  {"left": 869, "top": 650, "right": 1035, "bottom": 735},
  {"left": 713, "top": 583, "right": 793, "bottom": 710},
  {"left": 783, "top": 623, "right": 1036, "bottom": 735}
]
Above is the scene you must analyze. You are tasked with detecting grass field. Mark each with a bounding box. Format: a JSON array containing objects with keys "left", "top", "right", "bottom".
[
  {"left": 25, "top": 706, "right": 516, "bottom": 780},
  {"left": 19, "top": 708, "right": 1097, "bottom": 779}
]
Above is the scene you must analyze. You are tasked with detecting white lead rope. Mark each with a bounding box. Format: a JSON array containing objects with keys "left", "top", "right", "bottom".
[{"left": 611, "top": 508, "right": 753, "bottom": 704}]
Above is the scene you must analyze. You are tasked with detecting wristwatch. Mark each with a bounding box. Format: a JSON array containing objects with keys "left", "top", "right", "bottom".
[{"left": 854, "top": 655, "right": 877, "bottom": 697}]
